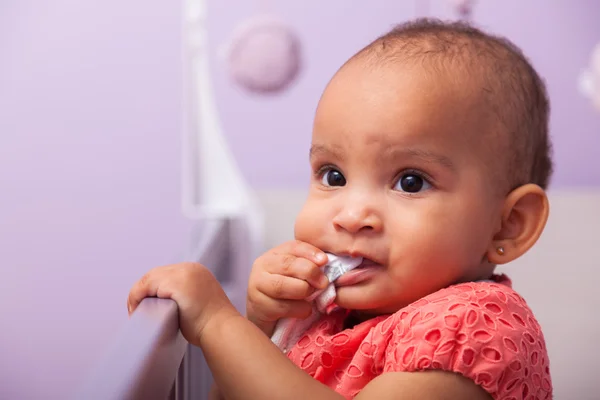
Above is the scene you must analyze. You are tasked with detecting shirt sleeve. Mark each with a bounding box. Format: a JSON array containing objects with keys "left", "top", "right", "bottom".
[{"left": 382, "top": 283, "right": 552, "bottom": 400}]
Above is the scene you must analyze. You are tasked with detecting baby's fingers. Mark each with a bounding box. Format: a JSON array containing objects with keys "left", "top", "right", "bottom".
[
  {"left": 250, "top": 292, "right": 313, "bottom": 321},
  {"left": 274, "top": 240, "right": 328, "bottom": 266},
  {"left": 256, "top": 273, "right": 318, "bottom": 301},
  {"left": 264, "top": 254, "right": 329, "bottom": 289},
  {"left": 127, "top": 266, "right": 172, "bottom": 316}
]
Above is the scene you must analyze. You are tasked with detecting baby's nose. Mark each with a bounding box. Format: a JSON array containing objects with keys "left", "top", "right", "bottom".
[{"left": 332, "top": 204, "right": 383, "bottom": 234}]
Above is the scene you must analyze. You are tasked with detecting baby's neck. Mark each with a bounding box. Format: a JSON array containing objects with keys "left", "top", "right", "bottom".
[{"left": 343, "top": 311, "right": 375, "bottom": 330}]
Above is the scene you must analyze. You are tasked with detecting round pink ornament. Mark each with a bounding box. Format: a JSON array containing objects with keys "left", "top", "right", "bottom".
[{"left": 223, "top": 15, "right": 302, "bottom": 94}]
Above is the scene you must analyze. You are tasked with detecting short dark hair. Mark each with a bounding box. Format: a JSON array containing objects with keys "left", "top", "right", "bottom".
[{"left": 352, "top": 18, "right": 553, "bottom": 191}]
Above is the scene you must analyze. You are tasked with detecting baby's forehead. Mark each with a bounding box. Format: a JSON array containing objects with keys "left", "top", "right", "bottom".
[{"left": 322, "top": 61, "right": 493, "bottom": 135}]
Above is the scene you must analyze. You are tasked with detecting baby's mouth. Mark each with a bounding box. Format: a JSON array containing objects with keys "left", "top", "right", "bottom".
[
  {"left": 355, "top": 258, "right": 380, "bottom": 269},
  {"left": 334, "top": 258, "right": 382, "bottom": 287}
]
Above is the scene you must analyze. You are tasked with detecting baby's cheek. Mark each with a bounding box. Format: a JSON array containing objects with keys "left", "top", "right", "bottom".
[
  {"left": 390, "top": 215, "right": 472, "bottom": 273},
  {"left": 293, "top": 210, "right": 310, "bottom": 241},
  {"left": 452, "top": 205, "right": 497, "bottom": 257},
  {"left": 427, "top": 197, "right": 491, "bottom": 251},
  {"left": 294, "top": 200, "right": 327, "bottom": 241}
]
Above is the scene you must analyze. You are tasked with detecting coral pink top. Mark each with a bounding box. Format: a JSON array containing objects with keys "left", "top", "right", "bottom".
[{"left": 286, "top": 276, "right": 552, "bottom": 399}]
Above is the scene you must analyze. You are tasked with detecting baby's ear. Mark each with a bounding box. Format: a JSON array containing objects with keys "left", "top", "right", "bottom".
[{"left": 487, "top": 184, "right": 549, "bottom": 265}]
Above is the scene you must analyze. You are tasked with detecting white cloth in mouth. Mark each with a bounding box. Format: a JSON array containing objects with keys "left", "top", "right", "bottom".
[{"left": 270, "top": 253, "right": 363, "bottom": 353}]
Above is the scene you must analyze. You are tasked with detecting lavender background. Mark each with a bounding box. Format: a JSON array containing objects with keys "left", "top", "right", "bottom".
[{"left": 0, "top": 0, "right": 598, "bottom": 398}]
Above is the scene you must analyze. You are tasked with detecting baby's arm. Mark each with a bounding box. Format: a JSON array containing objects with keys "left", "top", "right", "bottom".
[
  {"left": 201, "top": 307, "right": 491, "bottom": 400},
  {"left": 211, "top": 241, "right": 328, "bottom": 400},
  {"left": 127, "top": 263, "right": 500, "bottom": 399},
  {"left": 357, "top": 370, "right": 491, "bottom": 399},
  {"left": 201, "top": 310, "right": 344, "bottom": 400}
]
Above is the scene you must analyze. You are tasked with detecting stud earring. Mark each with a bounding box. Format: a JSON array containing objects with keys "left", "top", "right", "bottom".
[{"left": 496, "top": 246, "right": 505, "bottom": 255}]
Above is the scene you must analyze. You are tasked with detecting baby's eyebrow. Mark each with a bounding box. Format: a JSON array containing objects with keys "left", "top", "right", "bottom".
[
  {"left": 388, "top": 147, "right": 456, "bottom": 170},
  {"left": 309, "top": 144, "right": 455, "bottom": 170},
  {"left": 309, "top": 144, "right": 344, "bottom": 161}
]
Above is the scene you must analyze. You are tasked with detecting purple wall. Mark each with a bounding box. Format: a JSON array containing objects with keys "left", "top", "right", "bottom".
[
  {"left": 0, "top": 0, "right": 598, "bottom": 398},
  {"left": 0, "top": 1, "right": 189, "bottom": 398}
]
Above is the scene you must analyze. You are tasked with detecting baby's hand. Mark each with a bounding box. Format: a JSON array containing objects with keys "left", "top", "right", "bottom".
[
  {"left": 127, "top": 262, "right": 236, "bottom": 347},
  {"left": 246, "top": 240, "right": 330, "bottom": 336}
]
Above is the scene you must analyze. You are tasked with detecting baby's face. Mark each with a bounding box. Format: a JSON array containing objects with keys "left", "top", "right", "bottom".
[{"left": 294, "top": 60, "right": 505, "bottom": 316}]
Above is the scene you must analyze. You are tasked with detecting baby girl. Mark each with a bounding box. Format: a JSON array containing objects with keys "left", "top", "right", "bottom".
[{"left": 128, "top": 18, "right": 553, "bottom": 400}]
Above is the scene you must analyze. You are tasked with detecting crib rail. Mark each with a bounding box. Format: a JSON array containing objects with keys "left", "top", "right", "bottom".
[
  {"left": 74, "top": 298, "right": 187, "bottom": 399},
  {"left": 74, "top": 217, "right": 252, "bottom": 400}
]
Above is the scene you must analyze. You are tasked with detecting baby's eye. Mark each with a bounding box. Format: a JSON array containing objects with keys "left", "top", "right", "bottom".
[
  {"left": 321, "top": 168, "right": 346, "bottom": 187},
  {"left": 393, "top": 172, "right": 432, "bottom": 193}
]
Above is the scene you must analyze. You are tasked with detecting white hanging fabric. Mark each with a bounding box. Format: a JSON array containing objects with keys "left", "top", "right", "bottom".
[
  {"left": 578, "top": 42, "right": 600, "bottom": 111},
  {"left": 182, "top": 0, "right": 265, "bottom": 265}
]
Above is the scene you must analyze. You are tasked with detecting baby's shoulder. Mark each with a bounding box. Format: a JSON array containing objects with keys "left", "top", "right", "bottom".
[
  {"left": 377, "top": 281, "right": 552, "bottom": 397},
  {"left": 385, "top": 281, "right": 547, "bottom": 354},
  {"left": 383, "top": 280, "right": 541, "bottom": 331},
  {"left": 405, "top": 280, "right": 539, "bottom": 328}
]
